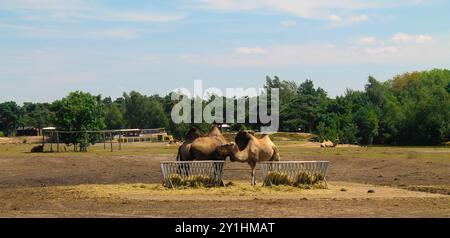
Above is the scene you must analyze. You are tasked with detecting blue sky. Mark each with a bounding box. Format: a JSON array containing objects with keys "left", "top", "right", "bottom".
[{"left": 1, "top": 0, "right": 450, "bottom": 103}]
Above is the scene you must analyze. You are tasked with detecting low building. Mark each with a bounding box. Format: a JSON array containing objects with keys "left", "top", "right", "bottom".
[{"left": 16, "top": 127, "right": 40, "bottom": 136}]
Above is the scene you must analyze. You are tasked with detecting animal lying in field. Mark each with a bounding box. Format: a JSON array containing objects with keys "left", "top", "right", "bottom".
[
  {"left": 30, "top": 145, "right": 43, "bottom": 153},
  {"left": 218, "top": 131, "right": 280, "bottom": 185},
  {"left": 320, "top": 139, "right": 339, "bottom": 148},
  {"left": 176, "top": 126, "right": 228, "bottom": 161}
]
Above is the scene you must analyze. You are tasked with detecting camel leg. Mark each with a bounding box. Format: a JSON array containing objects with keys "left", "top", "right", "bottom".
[
  {"left": 251, "top": 169, "right": 256, "bottom": 186},
  {"left": 176, "top": 146, "right": 181, "bottom": 161},
  {"left": 249, "top": 162, "right": 256, "bottom": 186},
  {"left": 270, "top": 146, "right": 280, "bottom": 161}
]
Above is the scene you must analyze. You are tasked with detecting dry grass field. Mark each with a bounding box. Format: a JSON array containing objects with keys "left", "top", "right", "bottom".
[{"left": 0, "top": 139, "right": 449, "bottom": 217}]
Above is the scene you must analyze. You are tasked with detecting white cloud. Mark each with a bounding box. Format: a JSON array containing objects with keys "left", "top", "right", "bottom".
[
  {"left": 48, "top": 11, "right": 185, "bottom": 23},
  {"left": 0, "top": 23, "right": 140, "bottom": 39},
  {"left": 179, "top": 37, "right": 450, "bottom": 67},
  {"left": 107, "top": 13, "right": 183, "bottom": 22},
  {"left": 83, "top": 29, "right": 140, "bottom": 39},
  {"left": 327, "top": 14, "right": 369, "bottom": 27},
  {"left": 357, "top": 36, "right": 376, "bottom": 45},
  {"left": 0, "top": 0, "right": 83, "bottom": 11},
  {"left": 392, "top": 32, "right": 434, "bottom": 44},
  {"left": 235, "top": 47, "right": 267, "bottom": 55},
  {"left": 392, "top": 32, "right": 413, "bottom": 43},
  {"left": 0, "top": 22, "right": 47, "bottom": 32},
  {"left": 280, "top": 20, "right": 297, "bottom": 28},
  {"left": 348, "top": 14, "right": 369, "bottom": 23},
  {"left": 328, "top": 14, "right": 342, "bottom": 22},
  {"left": 364, "top": 46, "right": 398, "bottom": 54},
  {"left": 194, "top": 0, "right": 422, "bottom": 21},
  {"left": 415, "top": 34, "right": 434, "bottom": 44},
  {"left": 0, "top": 0, "right": 184, "bottom": 23}
]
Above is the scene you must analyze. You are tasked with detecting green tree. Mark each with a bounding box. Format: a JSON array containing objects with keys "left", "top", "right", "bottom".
[
  {"left": 104, "top": 103, "right": 124, "bottom": 129},
  {"left": 52, "top": 91, "right": 106, "bottom": 151},
  {"left": 285, "top": 80, "right": 327, "bottom": 133},
  {"left": 354, "top": 106, "right": 379, "bottom": 145},
  {"left": 389, "top": 69, "right": 449, "bottom": 145},
  {"left": 123, "top": 91, "right": 169, "bottom": 129},
  {"left": 0, "top": 101, "right": 22, "bottom": 136},
  {"left": 365, "top": 76, "right": 402, "bottom": 144},
  {"left": 20, "top": 102, "right": 52, "bottom": 130}
]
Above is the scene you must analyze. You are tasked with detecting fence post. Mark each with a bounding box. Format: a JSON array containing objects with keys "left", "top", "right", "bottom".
[
  {"left": 42, "top": 130, "right": 45, "bottom": 152},
  {"left": 110, "top": 132, "right": 113, "bottom": 152},
  {"left": 84, "top": 131, "right": 88, "bottom": 152},
  {"left": 56, "top": 131, "right": 59, "bottom": 152},
  {"left": 50, "top": 131, "right": 53, "bottom": 152},
  {"left": 119, "top": 132, "right": 122, "bottom": 151}
]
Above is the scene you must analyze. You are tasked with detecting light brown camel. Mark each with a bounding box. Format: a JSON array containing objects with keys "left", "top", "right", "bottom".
[
  {"left": 320, "top": 139, "right": 340, "bottom": 148},
  {"left": 218, "top": 131, "right": 280, "bottom": 185},
  {"left": 177, "top": 126, "right": 228, "bottom": 161}
]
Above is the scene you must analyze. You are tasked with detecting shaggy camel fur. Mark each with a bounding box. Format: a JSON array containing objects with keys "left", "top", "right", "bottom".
[
  {"left": 177, "top": 126, "right": 228, "bottom": 161},
  {"left": 218, "top": 131, "right": 280, "bottom": 185}
]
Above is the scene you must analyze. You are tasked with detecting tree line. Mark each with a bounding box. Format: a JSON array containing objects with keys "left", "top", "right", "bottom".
[{"left": 0, "top": 69, "right": 449, "bottom": 145}]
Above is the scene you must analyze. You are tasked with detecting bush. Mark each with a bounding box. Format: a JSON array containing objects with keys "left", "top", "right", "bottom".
[{"left": 0, "top": 131, "right": 4, "bottom": 137}]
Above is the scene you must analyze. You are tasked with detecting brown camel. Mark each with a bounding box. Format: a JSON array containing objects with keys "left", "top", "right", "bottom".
[
  {"left": 176, "top": 127, "right": 202, "bottom": 161},
  {"left": 177, "top": 126, "right": 228, "bottom": 161},
  {"left": 218, "top": 131, "right": 280, "bottom": 185}
]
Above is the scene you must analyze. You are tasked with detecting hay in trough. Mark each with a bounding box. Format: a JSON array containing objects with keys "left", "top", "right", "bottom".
[
  {"left": 166, "top": 173, "right": 214, "bottom": 188},
  {"left": 293, "top": 172, "right": 327, "bottom": 189},
  {"left": 264, "top": 171, "right": 293, "bottom": 185},
  {"left": 264, "top": 171, "right": 327, "bottom": 189}
]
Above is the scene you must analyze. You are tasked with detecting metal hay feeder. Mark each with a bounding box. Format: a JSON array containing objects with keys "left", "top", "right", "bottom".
[{"left": 160, "top": 161, "right": 225, "bottom": 188}]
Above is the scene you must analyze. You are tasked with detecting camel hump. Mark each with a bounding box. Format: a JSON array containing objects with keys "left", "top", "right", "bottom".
[
  {"left": 185, "top": 127, "right": 202, "bottom": 141},
  {"left": 235, "top": 130, "right": 253, "bottom": 150},
  {"left": 208, "top": 126, "right": 222, "bottom": 137}
]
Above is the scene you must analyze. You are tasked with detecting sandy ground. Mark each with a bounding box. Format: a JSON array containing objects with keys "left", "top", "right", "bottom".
[
  {"left": 0, "top": 182, "right": 448, "bottom": 217},
  {"left": 0, "top": 142, "right": 449, "bottom": 217}
]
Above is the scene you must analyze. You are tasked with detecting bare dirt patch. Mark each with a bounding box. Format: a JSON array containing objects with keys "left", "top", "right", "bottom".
[{"left": 0, "top": 181, "right": 448, "bottom": 217}]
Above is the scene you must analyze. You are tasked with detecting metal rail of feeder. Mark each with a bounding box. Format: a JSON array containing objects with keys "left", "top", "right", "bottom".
[{"left": 160, "top": 161, "right": 225, "bottom": 188}]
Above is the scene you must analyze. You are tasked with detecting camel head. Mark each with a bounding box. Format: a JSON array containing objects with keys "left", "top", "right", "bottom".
[
  {"left": 219, "top": 142, "right": 239, "bottom": 161},
  {"left": 332, "top": 138, "right": 340, "bottom": 147}
]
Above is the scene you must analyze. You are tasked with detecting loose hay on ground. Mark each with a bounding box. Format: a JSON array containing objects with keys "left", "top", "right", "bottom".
[{"left": 53, "top": 181, "right": 447, "bottom": 203}]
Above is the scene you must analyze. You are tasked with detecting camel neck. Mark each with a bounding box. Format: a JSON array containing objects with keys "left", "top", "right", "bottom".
[{"left": 229, "top": 146, "right": 249, "bottom": 162}]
